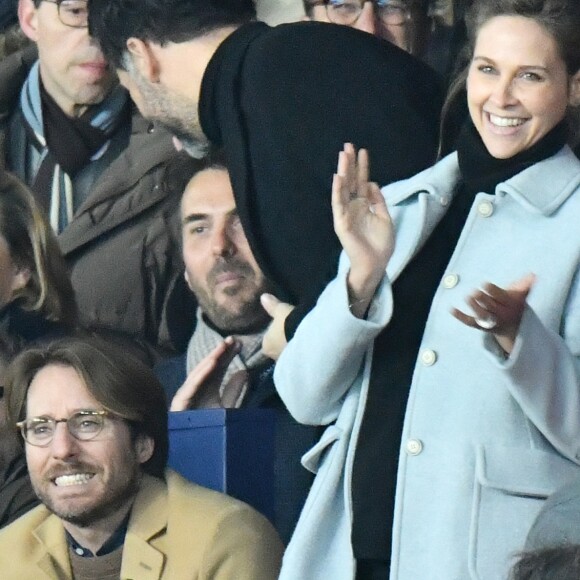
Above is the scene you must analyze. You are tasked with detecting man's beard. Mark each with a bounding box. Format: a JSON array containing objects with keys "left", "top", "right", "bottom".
[
  {"left": 190, "top": 258, "right": 271, "bottom": 334},
  {"left": 131, "top": 67, "right": 210, "bottom": 158},
  {"left": 34, "top": 461, "right": 140, "bottom": 528},
  {"left": 163, "top": 122, "right": 210, "bottom": 159}
]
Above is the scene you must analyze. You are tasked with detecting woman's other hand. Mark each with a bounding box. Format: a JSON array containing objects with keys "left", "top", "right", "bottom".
[
  {"left": 452, "top": 273, "right": 536, "bottom": 355},
  {"left": 261, "top": 293, "right": 295, "bottom": 360},
  {"left": 332, "top": 143, "right": 394, "bottom": 318}
]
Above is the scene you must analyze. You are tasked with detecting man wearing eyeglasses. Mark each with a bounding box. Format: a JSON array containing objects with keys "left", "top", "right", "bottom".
[
  {"left": 302, "top": 0, "right": 431, "bottom": 57},
  {"left": 0, "top": 0, "right": 195, "bottom": 359},
  {"left": 0, "top": 337, "right": 283, "bottom": 579}
]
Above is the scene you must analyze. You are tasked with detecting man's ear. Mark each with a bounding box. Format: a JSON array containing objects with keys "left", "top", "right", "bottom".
[
  {"left": 18, "top": 0, "right": 39, "bottom": 42},
  {"left": 569, "top": 71, "right": 580, "bottom": 107},
  {"left": 135, "top": 433, "right": 155, "bottom": 465},
  {"left": 126, "top": 37, "right": 161, "bottom": 83}
]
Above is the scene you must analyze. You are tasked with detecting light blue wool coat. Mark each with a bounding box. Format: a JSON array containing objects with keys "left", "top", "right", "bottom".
[{"left": 276, "top": 147, "right": 580, "bottom": 580}]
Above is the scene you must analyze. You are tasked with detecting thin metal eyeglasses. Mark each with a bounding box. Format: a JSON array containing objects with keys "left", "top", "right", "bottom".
[
  {"left": 41, "top": 0, "right": 88, "bottom": 29},
  {"left": 310, "top": 0, "right": 411, "bottom": 27},
  {"left": 17, "top": 410, "right": 110, "bottom": 447}
]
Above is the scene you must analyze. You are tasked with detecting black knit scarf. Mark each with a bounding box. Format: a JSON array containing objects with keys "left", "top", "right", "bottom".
[
  {"left": 39, "top": 80, "right": 127, "bottom": 177},
  {"left": 457, "top": 118, "right": 568, "bottom": 196}
]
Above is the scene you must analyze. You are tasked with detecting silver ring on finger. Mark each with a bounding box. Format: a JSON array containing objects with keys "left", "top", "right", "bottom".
[{"left": 474, "top": 314, "right": 497, "bottom": 330}]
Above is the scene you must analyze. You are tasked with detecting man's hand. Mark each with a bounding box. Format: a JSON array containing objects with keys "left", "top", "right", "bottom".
[
  {"left": 452, "top": 273, "right": 536, "bottom": 355},
  {"left": 260, "top": 293, "right": 294, "bottom": 360},
  {"left": 170, "top": 337, "right": 242, "bottom": 411},
  {"left": 332, "top": 143, "right": 393, "bottom": 317}
]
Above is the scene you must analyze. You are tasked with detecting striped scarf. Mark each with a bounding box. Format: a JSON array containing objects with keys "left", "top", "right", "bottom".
[
  {"left": 18, "top": 61, "right": 128, "bottom": 232},
  {"left": 186, "top": 308, "right": 269, "bottom": 408}
]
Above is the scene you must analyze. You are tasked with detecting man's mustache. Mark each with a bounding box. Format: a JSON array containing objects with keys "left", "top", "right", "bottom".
[
  {"left": 208, "top": 259, "right": 255, "bottom": 286},
  {"left": 44, "top": 462, "right": 100, "bottom": 481}
]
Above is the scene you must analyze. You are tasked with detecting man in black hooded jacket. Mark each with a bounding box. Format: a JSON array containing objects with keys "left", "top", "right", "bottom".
[{"left": 88, "top": 0, "right": 443, "bottom": 339}]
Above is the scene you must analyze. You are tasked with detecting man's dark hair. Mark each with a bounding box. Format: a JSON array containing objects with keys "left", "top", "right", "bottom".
[
  {"left": 0, "top": 0, "right": 18, "bottom": 30},
  {"left": 88, "top": 0, "right": 257, "bottom": 70},
  {"left": 163, "top": 148, "right": 229, "bottom": 200},
  {"left": 194, "top": 148, "right": 229, "bottom": 173},
  {"left": 5, "top": 336, "right": 169, "bottom": 478},
  {"left": 510, "top": 545, "right": 580, "bottom": 580}
]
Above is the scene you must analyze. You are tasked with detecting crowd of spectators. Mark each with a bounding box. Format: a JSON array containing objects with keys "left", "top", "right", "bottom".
[{"left": 0, "top": 0, "right": 579, "bottom": 578}]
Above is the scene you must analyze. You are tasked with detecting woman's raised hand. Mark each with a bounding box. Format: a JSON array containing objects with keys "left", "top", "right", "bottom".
[{"left": 332, "top": 143, "right": 394, "bottom": 317}]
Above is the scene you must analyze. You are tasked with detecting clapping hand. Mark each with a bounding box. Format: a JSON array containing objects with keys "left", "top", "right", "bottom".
[
  {"left": 452, "top": 273, "right": 536, "bottom": 355},
  {"left": 170, "top": 337, "right": 242, "bottom": 411}
]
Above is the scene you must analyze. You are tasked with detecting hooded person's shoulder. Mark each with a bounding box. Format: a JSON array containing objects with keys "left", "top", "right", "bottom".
[
  {"left": 240, "top": 20, "right": 442, "bottom": 123},
  {"left": 248, "top": 20, "right": 440, "bottom": 88}
]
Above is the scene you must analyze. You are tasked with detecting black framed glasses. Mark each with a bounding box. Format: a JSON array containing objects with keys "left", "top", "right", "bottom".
[
  {"left": 17, "top": 410, "right": 110, "bottom": 447},
  {"left": 312, "top": 0, "right": 411, "bottom": 27},
  {"left": 41, "top": 0, "right": 88, "bottom": 28}
]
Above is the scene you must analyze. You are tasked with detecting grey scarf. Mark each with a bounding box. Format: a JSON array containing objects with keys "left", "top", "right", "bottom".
[{"left": 185, "top": 309, "right": 269, "bottom": 408}]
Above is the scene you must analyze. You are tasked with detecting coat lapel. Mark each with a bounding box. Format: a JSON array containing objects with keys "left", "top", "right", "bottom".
[
  {"left": 120, "top": 475, "right": 167, "bottom": 580},
  {"left": 498, "top": 145, "right": 580, "bottom": 215},
  {"left": 120, "top": 534, "right": 166, "bottom": 580},
  {"left": 385, "top": 153, "right": 460, "bottom": 282},
  {"left": 34, "top": 515, "right": 73, "bottom": 579}
]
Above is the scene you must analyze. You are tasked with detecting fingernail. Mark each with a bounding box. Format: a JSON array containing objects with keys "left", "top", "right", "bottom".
[{"left": 260, "top": 293, "right": 273, "bottom": 306}]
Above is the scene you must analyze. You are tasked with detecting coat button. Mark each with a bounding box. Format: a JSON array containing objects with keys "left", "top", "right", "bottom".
[
  {"left": 439, "top": 195, "right": 451, "bottom": 207},
  {"left": 477, "top": 201, "right": 494, "bottom": 217},
  {"left": 147, "top": 123, "right": 155, "bottom": 134},
  {"left": 420, "top": 349, "right": 437, "bottom": 366},
  {"left": 406, "top": 439, "right": 423, "bottom": 456},
  {"left": 442, "top": 273, "right": 459, "bottom": 289}
]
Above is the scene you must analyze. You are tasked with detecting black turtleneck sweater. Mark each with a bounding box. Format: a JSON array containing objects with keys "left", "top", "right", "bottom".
[{"left": 351, "top": 120, "right": 569, "bottom": 563}]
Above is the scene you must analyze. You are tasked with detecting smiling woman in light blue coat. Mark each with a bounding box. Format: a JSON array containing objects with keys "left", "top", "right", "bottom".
[{"left": 260, "top": 1, "right": 580, "bottom": 578}]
